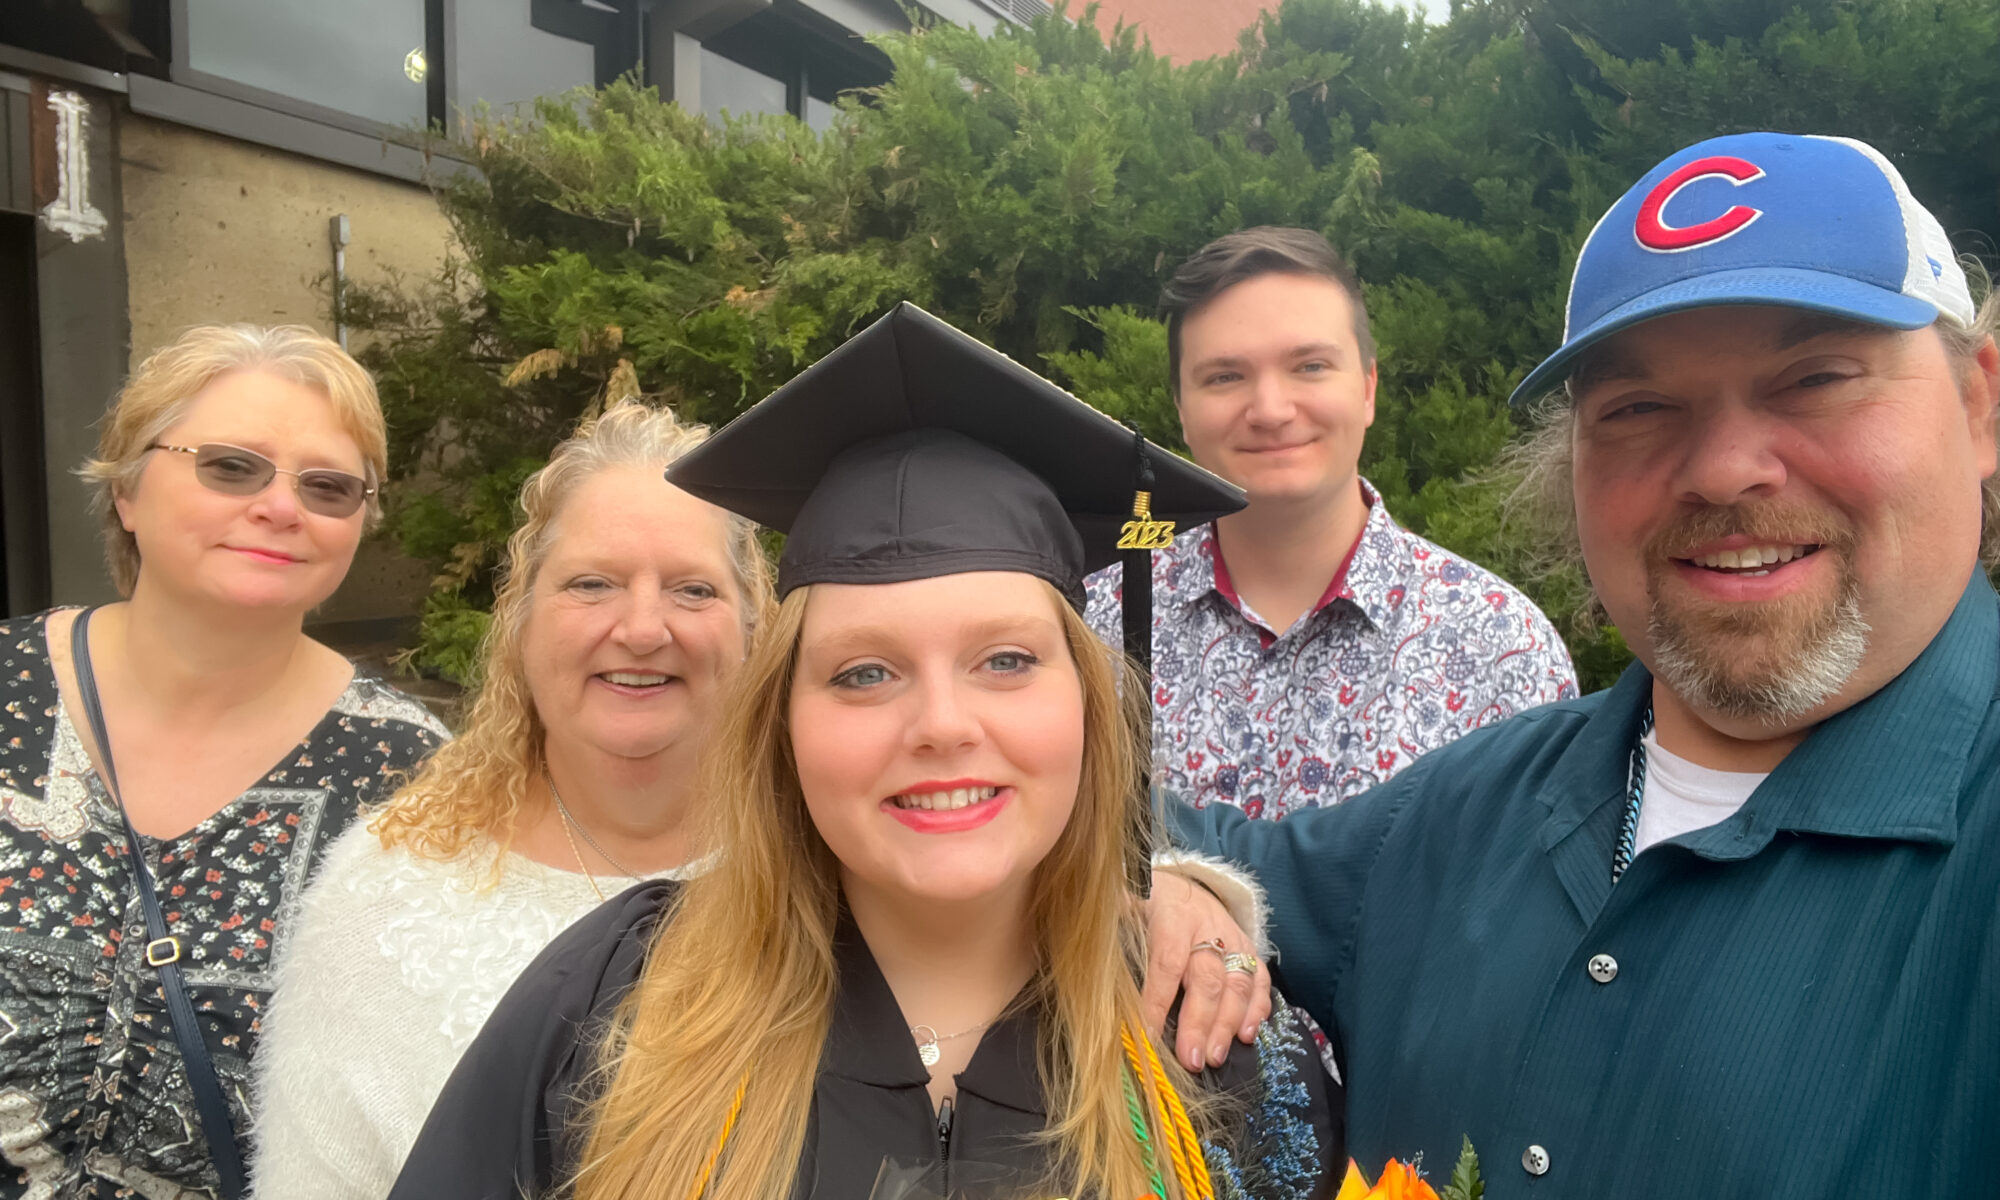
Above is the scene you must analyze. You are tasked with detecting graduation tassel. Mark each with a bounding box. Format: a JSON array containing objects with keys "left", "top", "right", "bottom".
[
  {"left": 1117, "top": 425, "right": 1174, "bottom": 893},
  {"left": 1116, "top": 425, "right": 1170, "bottom": 681}
]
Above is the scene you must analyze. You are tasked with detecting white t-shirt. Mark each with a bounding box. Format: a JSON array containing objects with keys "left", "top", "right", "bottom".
[{"left": 1633, "top": 729, "right": 1768, "bottom": 856}]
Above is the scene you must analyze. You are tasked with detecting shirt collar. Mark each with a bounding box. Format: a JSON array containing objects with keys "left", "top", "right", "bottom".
[
  {"left": 1180, "top": 477, "right": 1402, "bottom": 631},
  {"left": 1726, "top": 571, "right": 1994, "bottom": 848},
  {"left": 822, "top": 911, "right": 1047, "bottom": 1115},
  {"left": 1334, "top": 479, "right": 1409, "bottom": 630},
  {"left": 1539, "top": 572, "right": 1996, "bottom": 900},
  {"left": 1162, "top": 524, "right": 1221, "bottom": 614}
]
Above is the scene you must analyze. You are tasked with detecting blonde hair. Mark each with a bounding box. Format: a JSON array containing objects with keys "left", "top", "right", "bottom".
[
  {"left": 371, "top": 398, "right": 775, "bottom": 862},
  {"left": 569, "top": 581, "right": 1213, "bottom": 1200},
  {"left": 78, "top": 324, "right": 389, "bottom": 597}
]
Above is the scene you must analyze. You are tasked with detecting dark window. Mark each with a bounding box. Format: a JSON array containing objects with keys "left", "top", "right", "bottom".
[
  {"left": 699, "top": 46, "right": 786, "bottom": 122},
  {"left": 181, "top": 0, "right": 429, "bottom": 127},
  {"left": 164, "top": 0, "right": 636, "bottom": 135},
  {"left": 452, "top": 1, "right": 598, "bottom": 113},
  {"left": 697, "top": 1, "right": 888, "bottom": 125},
  {"left": 693, "top": 3, "right": 887, "bottom": 127}
]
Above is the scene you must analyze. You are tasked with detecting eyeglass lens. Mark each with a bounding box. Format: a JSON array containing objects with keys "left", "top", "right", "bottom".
[{"left": 189, "top": 443, "right": 369, "bottom": 517}]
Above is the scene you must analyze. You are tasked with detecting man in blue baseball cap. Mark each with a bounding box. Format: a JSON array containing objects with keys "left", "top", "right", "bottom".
[{"left": 1143, "top": 132, "right": 2000, "bottom": 1195}]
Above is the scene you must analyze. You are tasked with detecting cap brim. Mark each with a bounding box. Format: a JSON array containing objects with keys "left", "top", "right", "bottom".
[{"left": 1509, "top": 267, "right": 1940, "bottom": 409}]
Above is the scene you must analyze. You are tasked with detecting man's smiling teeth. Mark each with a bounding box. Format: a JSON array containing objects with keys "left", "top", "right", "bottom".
[
  {"left": 1688, "top": 544, "right": 1817, "bottom": 571},
  {"left": 892, "top": 787, "right": 1002, "bottom": 811},
  {"left": 601, "top": 671, "right": 669, "bottom": 686}
]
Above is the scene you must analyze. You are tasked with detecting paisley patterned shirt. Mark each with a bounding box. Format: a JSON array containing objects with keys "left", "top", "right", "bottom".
[
  {"left": 1086, "top": 481, "right": 1578, "bottom": 818},
  {"left": 0, "top": 610, "right": 448, "bottom": 1199}
]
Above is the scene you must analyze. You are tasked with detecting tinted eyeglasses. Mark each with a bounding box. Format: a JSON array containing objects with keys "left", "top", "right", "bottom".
[{"left": 148, "top": 442, "right": 375, "bottom": 518}]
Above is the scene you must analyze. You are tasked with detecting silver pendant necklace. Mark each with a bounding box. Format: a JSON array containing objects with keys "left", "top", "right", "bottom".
[
  {"left": 909, "top": 1016, "right": 997, "bottom": 1068},
  {"left": 545, "top": 770, "right": 642, "bottom": 899}
]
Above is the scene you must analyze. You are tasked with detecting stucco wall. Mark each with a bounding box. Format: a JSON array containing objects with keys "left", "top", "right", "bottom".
[
  {"left": 1089, "top": 0, "right": 1273, "bottom": 63},
  {"left": 118, "top": 115, "right": 452, "bottom": 626}
]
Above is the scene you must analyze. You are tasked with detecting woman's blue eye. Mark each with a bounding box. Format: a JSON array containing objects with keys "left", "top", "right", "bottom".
[
  {"left": 833, "top": 664, "right": 891, "bottom": 689},
  {"left": 987, "top": 651, "right": 1039, "bottom": 674}
]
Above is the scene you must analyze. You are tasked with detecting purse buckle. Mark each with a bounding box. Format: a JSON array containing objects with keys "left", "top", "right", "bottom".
[{"left": 144, "top": 936, "right": 182, "bottom": 967}]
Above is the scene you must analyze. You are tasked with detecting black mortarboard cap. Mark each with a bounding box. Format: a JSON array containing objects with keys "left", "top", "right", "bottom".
[{"left": 666, "top": 303, "right": 1244, "bottom": 619}]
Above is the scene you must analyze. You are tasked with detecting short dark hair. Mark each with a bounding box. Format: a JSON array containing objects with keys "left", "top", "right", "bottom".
[{"left": 1161, "top": 226, "right": 1374, "bottom": 395}]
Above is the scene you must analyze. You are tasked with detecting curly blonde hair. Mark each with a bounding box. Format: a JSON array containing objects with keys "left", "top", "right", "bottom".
[
  {"left": 371, "top": 398, "right": 775, "bottom": 863},
  {"left": 77, "top": 325, "right": 387, "bottom": 597}
]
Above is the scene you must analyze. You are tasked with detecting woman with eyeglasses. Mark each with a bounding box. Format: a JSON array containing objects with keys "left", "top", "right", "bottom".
[{"left": 0, "top": 324, "right": 447, "bottom": 1200}]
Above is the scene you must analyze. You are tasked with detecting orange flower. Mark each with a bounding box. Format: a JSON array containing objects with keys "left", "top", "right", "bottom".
[{"left": 1333, "top": 1158, "right": 1442, "bottom": 1200}]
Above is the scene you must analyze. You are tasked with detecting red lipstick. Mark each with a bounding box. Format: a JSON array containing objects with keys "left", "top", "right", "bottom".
[{"left": 881, "top": 780, "right": 1011, "bottom": 835}]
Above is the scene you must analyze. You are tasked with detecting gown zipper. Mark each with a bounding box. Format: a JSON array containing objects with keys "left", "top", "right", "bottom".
[{"left": 936, "top": 1097, "right": 955, "bottom": 1193}]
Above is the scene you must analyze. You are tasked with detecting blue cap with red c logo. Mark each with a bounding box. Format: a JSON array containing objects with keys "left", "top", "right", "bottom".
[{"left": 1510, "top": 132, "right": 1975, "bottom": 407}]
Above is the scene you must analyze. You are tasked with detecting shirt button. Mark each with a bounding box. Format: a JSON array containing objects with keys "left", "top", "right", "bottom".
[
  {"left": 1587, "top": 954, "right": 1619, "bottom": 984},
  {"left": 1523, "top": 1144, "right": 1551, "bottom": 1176}
]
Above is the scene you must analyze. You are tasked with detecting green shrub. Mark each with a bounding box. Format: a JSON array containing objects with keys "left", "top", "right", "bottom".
[{"left": 351, "top": 0, "right": 1998, "bottom": 691}]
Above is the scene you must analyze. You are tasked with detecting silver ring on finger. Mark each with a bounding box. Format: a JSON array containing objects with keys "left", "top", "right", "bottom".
[
  {"left": 1223, "top": 951, "right": 1259, "bottom": 976},
  {"left": 1190, "top": 937, "right": 1229, "bottom": 959}
]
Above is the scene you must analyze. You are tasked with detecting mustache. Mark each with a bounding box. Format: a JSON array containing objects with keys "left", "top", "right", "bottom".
[{"left": 1644, "top": 502, "right": 1857, "bottom": 563}]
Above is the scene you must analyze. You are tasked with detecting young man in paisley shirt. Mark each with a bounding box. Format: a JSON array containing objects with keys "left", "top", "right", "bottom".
[{"left": 1085, "top": 227, "right": 1577, "bottom": 818}]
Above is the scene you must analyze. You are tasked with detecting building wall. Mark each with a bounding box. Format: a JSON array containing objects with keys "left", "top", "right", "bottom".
[
  {"left": 119, "top": 115, "right": 450, "bottom": 365},
  {"left": 117, "top": 114, "right": 453, "bottom": 625},
  {"left": 33, "top": 83, "right": 130, "bottom": 610},
  {"left": 1089, "top": 0, "right": 1272, "bottom": 63}
]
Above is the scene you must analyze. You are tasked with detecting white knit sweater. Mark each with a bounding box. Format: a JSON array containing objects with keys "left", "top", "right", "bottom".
[{"left": 249, "top": 821, "right": 692, "bottom": 1200}]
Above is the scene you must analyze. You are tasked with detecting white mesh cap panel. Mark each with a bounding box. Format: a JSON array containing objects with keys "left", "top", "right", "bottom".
[{"left": 1819, "top": 135, "right": 1976, "bottom": 328}]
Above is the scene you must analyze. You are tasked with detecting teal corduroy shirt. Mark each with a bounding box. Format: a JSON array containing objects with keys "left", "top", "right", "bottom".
[{"left": 1173, "top": 573, "right": 2000, "bottom": 1197}]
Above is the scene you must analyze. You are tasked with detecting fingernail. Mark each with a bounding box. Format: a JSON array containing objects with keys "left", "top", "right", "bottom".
[
  {"left": 1184, "top": 1047, "right": 1203, "bottom": 1071},
  {"left": 1209, "top": 1042, "right": 1226, "bottom": 1065}
]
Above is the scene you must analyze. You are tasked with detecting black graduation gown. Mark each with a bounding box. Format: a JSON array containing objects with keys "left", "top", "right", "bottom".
[{"left": 387, "top": 881, "right": 1341, "bottom": 1200}]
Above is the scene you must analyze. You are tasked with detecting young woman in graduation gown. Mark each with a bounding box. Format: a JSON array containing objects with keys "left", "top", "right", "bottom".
[{"left": 386, "top": 304, "right": 1339, "bottom": 1200}]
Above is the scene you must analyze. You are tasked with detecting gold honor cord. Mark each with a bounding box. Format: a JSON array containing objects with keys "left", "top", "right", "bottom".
[
  {"left": 685, "top": 1030, "right": 1213, "bottom": 1200},
  {"left": 1120, "top": 1025, "right": 1217, "bottom": 1200},
  {"left": 1116, "top": 490, "right": 1177, "bottom": 552},
  {"left": 685, "top": 1075, "right": 749, "bottom": 1200}
]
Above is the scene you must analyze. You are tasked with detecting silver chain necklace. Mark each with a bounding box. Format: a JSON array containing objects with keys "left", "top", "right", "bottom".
[
  {"left": 909, "top": 1016, "right": 998, "bottom": 1067},
  {"left": 545, "top": 770, "right": 643, "bottom": 887}
]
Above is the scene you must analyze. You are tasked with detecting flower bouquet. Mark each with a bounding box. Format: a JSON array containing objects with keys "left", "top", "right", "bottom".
[{"left": 1335, "top": 1139, "right": 1483, "bottom": 1200}]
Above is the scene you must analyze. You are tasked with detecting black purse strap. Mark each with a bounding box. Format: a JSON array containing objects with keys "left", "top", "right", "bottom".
[{"left": 70, "top": 607, "right": 247, "bottom": 1200}]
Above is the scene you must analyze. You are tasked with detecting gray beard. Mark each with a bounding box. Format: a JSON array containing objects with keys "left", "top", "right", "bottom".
[{"left": 1648, "top": 589, "right": 1871, "bottom": 726}]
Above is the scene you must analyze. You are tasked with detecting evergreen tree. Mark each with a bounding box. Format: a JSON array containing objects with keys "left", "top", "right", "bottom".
[{"left": 351, "top": 0, "right": 1998, "bottom": 691}]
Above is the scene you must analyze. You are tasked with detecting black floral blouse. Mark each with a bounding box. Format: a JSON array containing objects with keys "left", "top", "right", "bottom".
[{"left": 0, "top": 610, "right": 448, "bottom": 1199}]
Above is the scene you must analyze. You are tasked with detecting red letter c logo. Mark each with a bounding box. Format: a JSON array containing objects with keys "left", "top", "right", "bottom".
[{"left": 1634, "top": 156, "right": 1766, "bottom": 252}]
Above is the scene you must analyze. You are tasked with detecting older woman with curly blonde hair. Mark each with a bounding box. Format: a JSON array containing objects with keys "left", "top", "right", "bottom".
[
  {"left": 0, "top": 325, "right": 448, "bottom": 1200},
  {"left": 250, "top": 397, "right": 774, "bottom": 1200}
]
